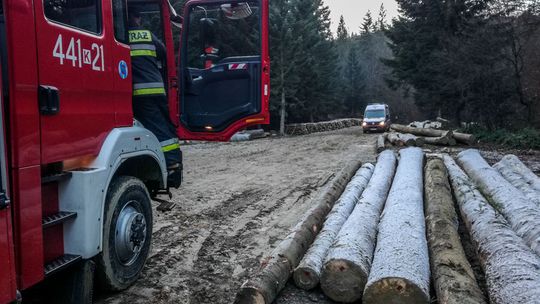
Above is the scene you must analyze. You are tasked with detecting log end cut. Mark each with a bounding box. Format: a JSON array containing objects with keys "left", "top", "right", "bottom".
[
  {"left": 293, "top": 267, "right": 319, "bottom": 291},
  {"left": 320, "top": 259, "right": 368, "bottom": 303},
  {"left": 363, "top": 277, "right": 430, "bottom": 304},
  {"left": 234, "top": 287, "right": 266, "bottom": 304}
]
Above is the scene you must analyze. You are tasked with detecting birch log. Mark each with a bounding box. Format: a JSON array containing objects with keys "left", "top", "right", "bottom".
[
  {"left": 363, "top": 147, "right": 430, "bottom": 304},
  {"left": 376, "top": 134, "right": 387, "bottom": 153},
  {"left": 391, "top": 124, "right": 453, "bottom": 138},
  {"left": 235, "top": 159, "right": 363, "bottom": 304},
  {"left": 444, "top": 155, "right": 540, "bottom": 304},
  {"left": 456, "top": 149, "right": 540, "bottom": 256},
  {"left": 424, "top": 158, "right": 486, "bottom": 304},
  {"left": 320, "top": 151, "right": 397, "bottom": 303},
  {"left": 494, "top": 155, "right": 540, "bottom": 205},
  {"left": 293, "top": 163, "right": 375, "bottom": 290}
]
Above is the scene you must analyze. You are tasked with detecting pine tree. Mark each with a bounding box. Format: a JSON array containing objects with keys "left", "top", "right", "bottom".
[
  {"left": 377, "top": 3, "right": 387, "bottom": 31},
  {"left": 337, "top": 15, "right": 349, "bottom": 40},
  {"left": 361, "top": 10, "right": 374, "bottom": 34}
]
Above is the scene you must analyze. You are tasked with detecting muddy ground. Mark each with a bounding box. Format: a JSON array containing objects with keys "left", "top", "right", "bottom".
[{"left": 93, "top": 127, "right": 539, "bottom": 304}]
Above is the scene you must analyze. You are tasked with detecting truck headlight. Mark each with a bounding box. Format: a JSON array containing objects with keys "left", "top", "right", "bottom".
[
  {"left": 379, "top": 121, "right": 385, "bottom": 126},
  {"left": 362, "top": 122, "right": 367, "bottom": 127}
]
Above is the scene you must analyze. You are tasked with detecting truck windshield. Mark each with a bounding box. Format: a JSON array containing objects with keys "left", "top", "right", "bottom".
[{"left": 365, "top": 110, "right": 385, "bottom": 119}]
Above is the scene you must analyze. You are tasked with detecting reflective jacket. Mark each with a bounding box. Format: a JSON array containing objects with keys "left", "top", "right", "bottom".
[{"left": 128, "top": 27, "right": 167, "bottom": 97}]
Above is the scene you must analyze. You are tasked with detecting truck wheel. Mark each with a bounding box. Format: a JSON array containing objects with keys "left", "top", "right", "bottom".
[{"left": 96, "top": 176, "right": 153, "bottom": 291}]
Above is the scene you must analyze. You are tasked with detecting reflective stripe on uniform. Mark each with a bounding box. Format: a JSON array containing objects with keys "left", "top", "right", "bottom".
[
  {"left": 161, "top": 138, "right": 180, "bottom": 152},
  {"left": 133, "top": 82, "right": 166, "bottom": 96},
  {"left": 133, "top": 88, "right": 166, "bottom": 96},
  {"left": 130, "top": 44, "right": 157, "bottom": 57},
  {"left": 129, "top": 30, "right": 152, "bottom": 43}
]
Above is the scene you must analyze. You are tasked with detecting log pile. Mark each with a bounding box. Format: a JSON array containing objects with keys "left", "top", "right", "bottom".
[
  {"left": 236, "top": 148, "right": 540, "bottom": 304},
  {"left": 285, "top": 119, "right": 362, "bottom": 136},
  {"left": 379, "top": 124, "right": 476, "bottom": 150}
]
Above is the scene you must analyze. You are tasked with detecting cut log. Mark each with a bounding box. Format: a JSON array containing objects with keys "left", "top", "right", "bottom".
[
  {"left": 494, "top": 155, "right": 540, "bottom": 207},
  {"left": 235, "top": 158, "right": 364, "bottom": 304},
  {"left": 494, "top": 154, "right": 540, "bottom": 194},
  {"left": 424, "top": 158, "right": 486, "bottom": 304},
  {"left": 453, "top": 132, "right": 477, "bottom": 145},
  {"left": 398, "top": 133, "right": 425, "bottom": 147},
  {"left": 391, "top": 123, "right": 453, "bottom": 138},
  {"left": 387, "top": 132, "right": 405, "bottom": 146},
  {"left": 423, "top": 135, "right": 456, "bottom": 146},
  {"left": 363, "top": 148, "right": 430, "bottom": 304},
  {"left": 456, "top": 149, "right": 540, "bottom": 256},
  {"left": 320, "top": 151, "right": 397, "bottom": 303},
  {"left": 444, "top": 155, "right": 540, "bottom": 304},
  {"left": 293, "top": 163, "right": 375, "bottom": 290},
  {"left": 376, "top": 134, "right": 387, "bottom": 153}
]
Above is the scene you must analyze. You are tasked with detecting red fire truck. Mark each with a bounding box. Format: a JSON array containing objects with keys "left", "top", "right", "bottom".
[{"left": 0, "top": 0, "right": 269, "bottom": 302}]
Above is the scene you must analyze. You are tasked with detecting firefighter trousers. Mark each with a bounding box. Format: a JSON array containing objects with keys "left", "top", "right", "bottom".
[{"left": 132, "top": 95, "right": 182, "bottom": 167}]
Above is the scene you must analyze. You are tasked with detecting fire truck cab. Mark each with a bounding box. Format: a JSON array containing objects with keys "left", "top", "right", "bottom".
[{"left": 0, "top": 0, "right": 269, "bottom": 302}]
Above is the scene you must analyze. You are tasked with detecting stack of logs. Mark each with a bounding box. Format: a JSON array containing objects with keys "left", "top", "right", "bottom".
[
  {"left": 285, "top": 119, "right": 362, "bottom": 136},
  {"left": 377, "top": 124, "right": 478, "bottom": 153},
  {"left": 235, "top": 149, "right": 540, "bottom": 304}
]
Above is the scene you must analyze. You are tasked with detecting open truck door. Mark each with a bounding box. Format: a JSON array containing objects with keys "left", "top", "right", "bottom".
[{"left": 178, "top": 0, "right": 270, "bottom": 141}]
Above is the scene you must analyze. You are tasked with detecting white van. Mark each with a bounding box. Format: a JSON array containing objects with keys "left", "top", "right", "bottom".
[{"left": 362, "top": 104, "right": 391, "bottom": 133}]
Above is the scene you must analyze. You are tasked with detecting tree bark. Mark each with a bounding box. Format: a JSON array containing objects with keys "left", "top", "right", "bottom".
[
  {"left": 456, "top": 149, "right": 540, "bottom": 256},
  {"left": 444, "top": 155, "right": 540, "bottom": 304},
  {"left": 423, "top": 135, "right": 456, "bottom": 146},
  {"left": 387, "top": 132, "right": 405, "bottom": 146},
  {"left": 320, "top": 151, "right": 397, "bottom": 303},
  {"left": 453, "top": 132, "right": 477, "bottom": 145},
  {"left": 398, "top": 133, "right": 425, "bottom": 147},
  {"left": 235, "top": 158, "right": 364, "bottom": 304},
  {"left": 376, "top": 134, "right": 386, "bottom": 153},
  {"left": 391, "top": 124, "right": 453, "bottom": 138},
  {"left": 424, "top": 158, "right": 486, "bottom": 304},
  {"left": 293, "top": 163, "right": 375, "bottom": 290},
  {"left": 494, "top": 154, "right": 540, "bottom": 195},
  {"left": 363, "top": 148, "right": 430, "bottom": 304}
]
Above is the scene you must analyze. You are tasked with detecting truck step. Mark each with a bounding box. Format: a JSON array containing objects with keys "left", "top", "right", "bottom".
[
  {"left": 45, "top": 254, "right": 82, "bottom": 277},
  {"left": 42, "top": 211, "right": 77, "bottom": 228},
  {"left": 42, "top": 171, "right": 72, "bottom": 184}
]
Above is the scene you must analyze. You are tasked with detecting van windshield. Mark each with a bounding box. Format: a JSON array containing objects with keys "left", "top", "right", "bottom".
[{"left": 365, "top": 110, "right": 385, "bottom": 119}]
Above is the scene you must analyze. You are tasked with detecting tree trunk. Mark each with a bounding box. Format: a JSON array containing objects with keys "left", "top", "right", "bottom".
[
  {"left": 363, "top": 148, "right": 430, "bottom": 304},
  {"left": 293, "top": 164, "right": 375, "bottom": 290},
  {"left": 398, "top": 133, "right": 425, "bottom": 147},
  {"left": 423, "top": 136, "right": 456, "bottom": 146},
  {"left": 235, "top": 158, "right": 364, "bottom": 304},
  {"left": 376, "top": 134, "right": 386, "bottom": 153},
  {"left": 494, "top": 154, "right": 540, "bottom": 194},
  {"left": 452, "top": 132, "right": 477, "bottom": 145},
  {"left": 391, "top": 124, "right": 452, "bottom": 138},
  {"left": 444, "top": 155, "right": 540, "bottom": 304},
  {"left": 424, "top": 158, "right": 486, "bottom": 304},
  {"left": 456, "top": 149, "right": 540, "bottom": 256},
  {"left": 494, "top": 156, "right": 540, "bottom": 207},
  {"left": 387, "top": 132, "right": 405, "bottom": 146},
  {"left": 320, "top": 151, "right": 397, "bottom": 303}
]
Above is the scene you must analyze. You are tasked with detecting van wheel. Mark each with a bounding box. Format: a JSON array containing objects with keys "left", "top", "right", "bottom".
[{"left": 96, "top": 176, "right": 153, "bottom": 291}]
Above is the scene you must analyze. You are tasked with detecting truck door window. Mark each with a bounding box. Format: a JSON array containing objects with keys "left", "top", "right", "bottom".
[
  {"left": 113, "top": 0, "right": 128, "bottom": 43},
  {"left": 186, "top": 2, "right": 260, "bottom": 69},
  {"left": 44, "top": 0, "right": 101, "bottom": 34}
]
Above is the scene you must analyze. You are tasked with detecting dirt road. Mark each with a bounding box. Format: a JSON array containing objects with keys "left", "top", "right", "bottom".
[{"left": 98, "top": 127, "right": 377, "bottom": 304}]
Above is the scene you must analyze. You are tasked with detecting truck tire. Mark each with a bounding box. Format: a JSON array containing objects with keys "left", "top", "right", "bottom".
[{"left": 96, "top": 176, "right": 153, "bottom": 291}]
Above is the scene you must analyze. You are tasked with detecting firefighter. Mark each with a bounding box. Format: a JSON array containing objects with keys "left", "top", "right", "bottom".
[{"left": 128, "top": 7, "right": 182, "bottom": 188}]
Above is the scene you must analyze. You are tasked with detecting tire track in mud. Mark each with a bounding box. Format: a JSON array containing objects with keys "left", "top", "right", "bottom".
[{"left": 187, "top": 180, "right": 323, "bottom": 304}]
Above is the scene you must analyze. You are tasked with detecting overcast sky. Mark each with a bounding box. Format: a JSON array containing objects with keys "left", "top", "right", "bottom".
[{"left": 325, "top": 0, "right": 399, "bottom": 34}]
